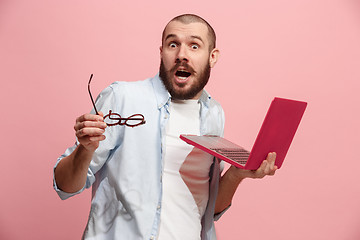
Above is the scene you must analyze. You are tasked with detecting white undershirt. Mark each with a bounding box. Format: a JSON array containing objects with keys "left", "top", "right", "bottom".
[{"left": 157, "top": 100, "right": 214, "bottom": 240}]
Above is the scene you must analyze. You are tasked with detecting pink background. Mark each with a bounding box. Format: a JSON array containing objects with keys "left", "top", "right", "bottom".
[{"left": 1, "top": 0, "right": 359, "bottom": 239}]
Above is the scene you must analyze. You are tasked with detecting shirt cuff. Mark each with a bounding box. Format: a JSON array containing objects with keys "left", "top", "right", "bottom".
[
  {"left": 213, "top": 204, "right": 231, "bottom": 221},
  {"left": 53, "top": 158, "right": 85, "bottom": 200}
]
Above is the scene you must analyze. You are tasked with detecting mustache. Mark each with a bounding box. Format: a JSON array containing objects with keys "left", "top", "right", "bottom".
[{"left": 170, "top": 60, "right": 196, "bottom": 74}]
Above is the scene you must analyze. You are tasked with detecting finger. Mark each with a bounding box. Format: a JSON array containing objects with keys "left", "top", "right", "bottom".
[
  {"left": 263, "top": 152, "right": 277, "bottom": 174},
  {"left": 254, "top": 160, "right": 268, "bottom": 178},
  {"left": 74, "top": 112, "right": 106, "bottom": 132},
  {"left": 264, "top": 160, "right": 271, "bottom": 175},
  {"left": 89, "top": 135, "right": 106, "bottom": 142},
  {"left": 267, "top": 152, "right": 276, "bottom": 163},
  {"left": 76, "top": 113, "right": 104, "bottom": 124},
  {"left": 258, "top": 159, "right": 268, "bottom": 171},
  {"left": 267, "top": 152, "right": 276, "bottom": 170},
  {"left": 74, "top": 120, "right": 107, "bottom": 131},
  {"left": 269, "top": 165, "right": 278, "bottom": 176},
  {"left": 78, "top": 135, "right": 106, "bottom": 147},
  {"left": 76, "top": 127, "right": 105, "bottom": 138}
]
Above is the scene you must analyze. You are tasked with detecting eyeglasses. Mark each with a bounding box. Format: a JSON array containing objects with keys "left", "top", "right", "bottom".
[{"left": 88, "top": 74, "right": 146, "bottom": 127}]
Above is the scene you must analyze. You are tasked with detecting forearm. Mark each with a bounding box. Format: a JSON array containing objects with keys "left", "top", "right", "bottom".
[
  {"left": 54, "top": 145, "right": 94, "bottom": 193},
  {"left": 214, "top": 153, "right": 278, "bottom": 214},
  {"left": 215, "top": 166, "right": 244, "bottom": 214}
]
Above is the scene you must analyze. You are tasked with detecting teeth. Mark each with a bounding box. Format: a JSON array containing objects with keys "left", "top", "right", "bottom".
[{"left": 176, "top": 70, "right": 191, "bottom": 79}]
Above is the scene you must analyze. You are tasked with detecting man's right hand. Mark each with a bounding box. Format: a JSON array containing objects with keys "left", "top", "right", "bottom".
[
  {"left": 54, "top": 112, "right": 107, "bottom": 193},
  {"left": 74, "top": 112, "right": 107, "bottom": 152}
]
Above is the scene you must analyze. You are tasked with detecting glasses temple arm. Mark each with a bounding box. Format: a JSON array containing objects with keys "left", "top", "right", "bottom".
[{"left": 88, "top": 74, "right": 99, "bottom": 115}]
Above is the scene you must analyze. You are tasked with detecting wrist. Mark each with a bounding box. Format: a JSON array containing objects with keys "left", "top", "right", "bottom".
[
  {"left": 73, "top": 144, "right": 95, "bottom": 167},
  {"left": 225, "top": 166, "right": 246, "bottom": 185},
  {"left": 78, "top": 141, "right": 99, "bottom": 154}
]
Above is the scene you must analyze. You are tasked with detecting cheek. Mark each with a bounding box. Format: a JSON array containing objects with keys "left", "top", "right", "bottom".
[
  {"left": 161, "top": 54, "right": 175, "bottom": 68},
  {"left": 194, "top": 58, "right": 210, "bottom": 71},
  {"left": 194, "top": 53, "right": 211, "bottom": 66}
]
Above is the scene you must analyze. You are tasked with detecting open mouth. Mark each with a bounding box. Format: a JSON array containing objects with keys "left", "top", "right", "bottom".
[{"left": 175, "top": 70, "right": 191, "bottom": 80}]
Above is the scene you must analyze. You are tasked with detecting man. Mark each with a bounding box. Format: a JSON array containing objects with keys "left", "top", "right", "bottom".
[{"left": 53, "top": 14, "right": 277, "bottom": 240}]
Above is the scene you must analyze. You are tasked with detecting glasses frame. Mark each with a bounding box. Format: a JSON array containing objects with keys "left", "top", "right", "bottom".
[{"left": 88, "top": 74, "right": 146, "bottom": 127}]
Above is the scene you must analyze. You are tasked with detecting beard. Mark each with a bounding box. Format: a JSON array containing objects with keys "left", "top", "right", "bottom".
[{"left": 159, "top": 59, "right": 211, "bottom": 100}]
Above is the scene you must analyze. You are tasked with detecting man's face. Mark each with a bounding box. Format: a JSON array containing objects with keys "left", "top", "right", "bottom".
[{"left": 159, "top": 21, "right": 219, "bottom": 100}]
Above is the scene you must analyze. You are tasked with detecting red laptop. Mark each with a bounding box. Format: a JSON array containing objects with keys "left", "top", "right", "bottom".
[{"left": 180, "top": 97, "right": 307, "bottom": 170}]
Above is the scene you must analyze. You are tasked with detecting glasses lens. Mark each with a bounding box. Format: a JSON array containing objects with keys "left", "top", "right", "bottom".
[
  {"left": 125, "top": 114, "right": 145, "bottom": 127},
  {"left": 104, "top": 111, "right": 123, "bottom": 126}
]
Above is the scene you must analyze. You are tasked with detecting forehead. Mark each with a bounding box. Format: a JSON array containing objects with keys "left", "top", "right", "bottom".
[{"left": 163, "top": 21, "right": 210, "bottom": 44}]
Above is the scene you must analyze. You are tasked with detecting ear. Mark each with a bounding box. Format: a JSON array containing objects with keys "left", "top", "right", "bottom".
[
  {"left": 209, "top": 48, "right": 220, "bottom": 68},
  {"left": 160, "top": 46, "right": 163, "bottom": 57}
]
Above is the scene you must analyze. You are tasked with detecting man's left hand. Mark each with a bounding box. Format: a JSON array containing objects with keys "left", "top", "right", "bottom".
[{"left": 228, "top": 152, "right": 278, "bottom": 181}]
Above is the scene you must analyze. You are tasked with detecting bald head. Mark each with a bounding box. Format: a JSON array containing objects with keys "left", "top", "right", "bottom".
[{"left": 162, "top": 14, "right": 216, "bottom": 51}]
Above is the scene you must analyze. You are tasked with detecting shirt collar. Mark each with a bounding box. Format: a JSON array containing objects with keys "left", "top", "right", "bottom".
[{"left": 151, "top": 73, "right": 212, "bottom": 109}]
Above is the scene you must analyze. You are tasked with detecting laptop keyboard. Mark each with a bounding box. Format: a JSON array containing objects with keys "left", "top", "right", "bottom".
[{"left": 211, "top": 148, "right": 250, "bottom": 165}]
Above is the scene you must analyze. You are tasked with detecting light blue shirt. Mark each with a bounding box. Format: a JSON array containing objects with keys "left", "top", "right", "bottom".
[{"left": 53, "top": 74, "right": 226, "bottom": 240}]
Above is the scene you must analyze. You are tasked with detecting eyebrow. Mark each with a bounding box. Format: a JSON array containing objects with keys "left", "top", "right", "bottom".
[{"left": 164, "top": 34, "right": 204, "bottom": 44}]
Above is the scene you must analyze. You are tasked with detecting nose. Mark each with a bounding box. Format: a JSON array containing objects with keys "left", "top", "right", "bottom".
[{"left": 176, "top": 45, "right": 188, "bottom": 62}]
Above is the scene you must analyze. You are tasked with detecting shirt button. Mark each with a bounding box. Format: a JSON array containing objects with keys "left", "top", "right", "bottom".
[
  {"left": 157, "top": 205, "right": 161, "bottom": 210},
  {"left": 150, "top": 236, "right": 155, "bottom": 240}
]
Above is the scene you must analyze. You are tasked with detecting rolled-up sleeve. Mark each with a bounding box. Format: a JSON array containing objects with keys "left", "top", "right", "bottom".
[
  {"left": 53, "top": 83, "right": 121, "bottom": 200},
  {"left": 52, "top": 143, "right": 88, "bottom": 200}
]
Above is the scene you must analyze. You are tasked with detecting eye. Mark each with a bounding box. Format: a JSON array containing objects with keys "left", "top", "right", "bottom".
[
  {"left": 191, "top": 44, "right": 199, "bottom": 50},
  {"left": 169, "top": 42, "right": 177, "bottom": 48}
]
